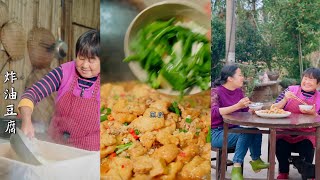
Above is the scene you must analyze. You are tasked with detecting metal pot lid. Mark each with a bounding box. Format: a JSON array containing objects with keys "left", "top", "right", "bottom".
[{"left": 10, "top": 128, "right": 44, "bottom": 165}]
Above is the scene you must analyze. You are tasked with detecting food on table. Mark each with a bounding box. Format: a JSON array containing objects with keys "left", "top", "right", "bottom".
[
  {"left": 248, "top": 102, "right": 263, "bottom": 111},
  {"left": 124, "top": 18, "right": 211, "bottom": 95},
  {"left": 100, "top": 82, "right": 211, "bottom": 180},
  {"left": 298, "top": 104, "right": 313, "bottom": 111},
  {"left": 259, "top": 105, "right": 287, "bottom": 114}
]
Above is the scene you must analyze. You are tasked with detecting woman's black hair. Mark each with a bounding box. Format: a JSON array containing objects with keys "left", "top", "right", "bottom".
[
  {"left": 302, "top": 67, "right": 320, "bottom": 83},
  {"left": 213, "top": 64, "right": 239, "bottom": 87},
  {"left": 75, "top": 29, "right": 100, "bottom": 58}
]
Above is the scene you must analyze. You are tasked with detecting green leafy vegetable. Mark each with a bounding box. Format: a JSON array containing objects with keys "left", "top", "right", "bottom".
[
  {"left": 116, "top": 142, "right": 133, "bottom": 155},
  {"left": 168, "top": 101, "right": 181, "bottom": 116},
  {"left": 134, "top": 129, "right": 140, "bottom": 135},
  {"left": 100, "top": 108, "right": 112, "bottom": 122},
  {"left": 100, "top": 114, "right": 107, "bottom": 122},
  {"left": 185, "top": 117, "right": 192, "bottom": 123},
  {"left": 124, "top": 18, "right": 210, "bottom": 96},
  {"left": 179, "top": 129, "right": 188, "bottom": 133}
]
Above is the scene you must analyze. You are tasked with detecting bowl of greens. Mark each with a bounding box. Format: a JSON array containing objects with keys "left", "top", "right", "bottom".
[{"left": 124, "top": 0, "right": 210, "bottom": 96}]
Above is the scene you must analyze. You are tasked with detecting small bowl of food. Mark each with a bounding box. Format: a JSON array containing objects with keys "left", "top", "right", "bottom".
[
  {"left": 299, "top": 104, "right": 313, "bottom": 111},
  {"left": 248, "top": 102, "right": 264, "bottom": 111}
]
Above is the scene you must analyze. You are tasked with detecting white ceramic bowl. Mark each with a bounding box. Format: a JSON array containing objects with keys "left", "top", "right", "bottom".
[
  {"left": 248, "top": 102, "right": 264, "bottom": 111},
  {"left": 299, "top": 105, "right": 313, "bottom": 111}
]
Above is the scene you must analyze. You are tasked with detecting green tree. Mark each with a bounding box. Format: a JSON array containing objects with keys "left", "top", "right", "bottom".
[
  {"left": 263, "top": 0, "right": 320, "bottom": 79},
  {"left": 211, "top": 16, "right": 225, "bottom": 81}
]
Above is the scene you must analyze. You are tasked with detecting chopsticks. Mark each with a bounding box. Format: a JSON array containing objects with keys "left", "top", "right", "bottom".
[
  {"left": 292, "top": 96, "right": 308, "bottom": 105},
  {"left": 284, "top": 89, "right": 308, "bottom": 105}
]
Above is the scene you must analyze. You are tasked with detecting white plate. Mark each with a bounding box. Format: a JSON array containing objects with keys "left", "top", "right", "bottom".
[{"left": 255, "top": 110, "right": 291, "bottom": 118}]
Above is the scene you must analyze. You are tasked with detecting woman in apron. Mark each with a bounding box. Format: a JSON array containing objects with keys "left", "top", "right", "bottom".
[
  {"left": 273, "top": 67, "right": 320, "bottom": 179},
  {"left": 18, "top": 30, "right": 100, "bottom": 151}
]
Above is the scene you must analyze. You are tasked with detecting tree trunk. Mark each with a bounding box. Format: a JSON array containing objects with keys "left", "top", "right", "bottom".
[
  {"left": 298, "top": 32, "right": 303, "bottom": 79},
  {"left": 226, "top": 0, "right": 236, "bottom": 64}
]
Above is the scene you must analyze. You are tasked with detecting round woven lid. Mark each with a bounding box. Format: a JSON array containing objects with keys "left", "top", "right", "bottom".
[
  {"left": 1, "top": 22, "right": 26, "bottom": 60},
  {"left": 0, "top": 50, "right": 9, "bottom": 62},
  {"left": 27, "top": 27, "right": 55, "bottom": 69},
  {"left": 0, "top": 1, "right": 9, "bottom": 28},
  {"left": 0, "top": 50, "right": 9, "bottom": 73}
]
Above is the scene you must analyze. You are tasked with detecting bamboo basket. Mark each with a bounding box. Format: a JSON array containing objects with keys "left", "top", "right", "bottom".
[
  {"left": 27, "top": 27, "right": 55, "bottom": 69},
  {"left": 0, "top": 50, "right": 9, "bottom": 73},
  {"left": 0, "top": 1, "right": 9, "bottom": 28},
  {"left": 0, "top": 22, "right": 26, "bottom": 60}
]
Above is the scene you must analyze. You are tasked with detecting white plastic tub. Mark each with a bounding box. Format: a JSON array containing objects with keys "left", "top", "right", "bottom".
[{"left": 0, "top": 141, "right": 99, "bottom": 180}]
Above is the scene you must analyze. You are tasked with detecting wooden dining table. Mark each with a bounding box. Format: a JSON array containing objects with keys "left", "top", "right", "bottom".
[{"left": 219, "top": 112, "right": 320, "bottom": 180}]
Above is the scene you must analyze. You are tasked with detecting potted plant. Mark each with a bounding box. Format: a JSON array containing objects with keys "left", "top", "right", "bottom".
[
  {"left": 280, "top": 78, "right": 297, "bottom": 89},
  {"left": 267, "top": 70, "right": 280, "bottom": 81}
]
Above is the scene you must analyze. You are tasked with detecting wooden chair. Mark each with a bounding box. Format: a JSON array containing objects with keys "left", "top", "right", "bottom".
[{"left": 211, "top": 146, "right": 243, "bottom": 180}]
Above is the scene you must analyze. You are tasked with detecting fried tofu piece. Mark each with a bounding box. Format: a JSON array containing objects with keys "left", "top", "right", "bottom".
[
  {"left": 152, "top": 144, "right": 179, "bottom": 164},
  {"left": 113, "top": 112, "right": 137, "bottom": 123},
  {"left": 100, "top": 158, "right": 110, "bottom": 175},
  {"left": 106, "top": 157, "right": 133, "bottom": 180},
  {"left": 156, "top": 130, "right": 179, "bottom": 145},
  {"left": 130, "top": 109, "right": 165, "bottom": 133},
  {"left": 101, "top": 134, "right": 116, "bottom": 147},
  {"left": 176, "top": 144, "right": 200, "bottom": 163},
  {"left": 100, "top": 120, "right": 110, "bottom": 133},
  {"left": 100, "top": 145, "right": 116, "bottom": 159},
  {"left": 196, "top": 131, "right": 207, "bottom": 147},
  {"left": 166, "top": 113, "right": 179, "bottom": 123},
  {"left": 131, "top": 84, "right": 152, "bottom": 98},
  {"left": 159, "top": 161, "right": 183, "bottom": 180},
  {"left": 127, "top": 141, "right": 147, "bottom": 158},
  {"left": 161, "top": 119, "right": 177, "bottom": 134},
  {"left": 113, "top": 99, "right": 146, "bottom": 116},
  {"left": 181, "top": 107, "right": 201, "bottom": 119},
  {"left": 131, "top": 174, "right": 152, "bottom": 180},
  {"left": 149, "top": 100, "right": 171, "bottom": 114},
  {"left": 140, "top": 132, "right": 156, "bottom": 149},
  {"left": 102, "top": 169, "right": 123, "bottom": 180},
  {"left": 132, "top": 156, "right": 153, "bottom": 174},
  {"left": 178, "top": 156, "right": 210, "bottom": 180},
  {"left": 174, "top": 132, "right": 196, "bottom": 148},
  {"left": 200, "top": 143, "right": 211, "bottom": 160},
  {"left": 150, "top": 158, "right": 168, "bottom": 177},
  {"left": 101, "top": 83, "right": 125, "bottom": 102}
]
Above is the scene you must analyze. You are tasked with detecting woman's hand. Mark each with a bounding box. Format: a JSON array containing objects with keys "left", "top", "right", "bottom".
[
  {"left": 19, "top": 106, "right": 35, "bottom": 138},
  {"left": 218, "top": 97, "right": 251, "bottom": 115},
  {"left": 236, "top": 97, "right": 251, "bottom": 109},
  {"left": 284, "top": 91, "right": 296, "bottom": 101},
  {"left": 300, "top": 104, "right": 317, "bottom": 115},
  {"left": 21, "top": 121, "right": 35, "bottom": 138}
]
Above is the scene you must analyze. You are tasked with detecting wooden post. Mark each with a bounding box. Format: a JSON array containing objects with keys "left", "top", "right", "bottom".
[
  {"left": 268, "top": 129, "right": 276, "bottom": 180},
  {"left": 316, "top": 127, "right": 320, "bottom": 179},
  {"left": 61, "top": 0, "right": 73, "bottom": 63},
  {"left": 220, "top": 122, "right": 229, "bottom": 179}
]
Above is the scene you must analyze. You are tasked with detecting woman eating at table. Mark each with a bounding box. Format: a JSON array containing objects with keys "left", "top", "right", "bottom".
[
  {"left": 273, "top": 67, "right": 320, "bottom": 179},
  {"left": 211, "top": 64, "right": 269, "bottom": 180}
]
